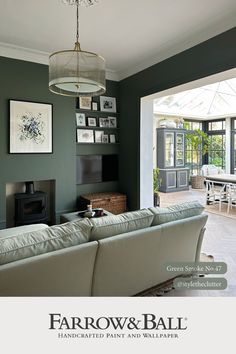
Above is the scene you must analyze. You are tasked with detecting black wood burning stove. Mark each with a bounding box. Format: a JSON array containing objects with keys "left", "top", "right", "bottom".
[{"left": 14, "top": 182, "right": 48, "bottom": 226}]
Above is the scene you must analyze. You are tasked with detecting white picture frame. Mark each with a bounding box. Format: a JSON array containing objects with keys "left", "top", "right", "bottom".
[
  {"left": 9, "top": 100, "right": 53, "bottom": 154},
  {"left": 109, "top": 117, "right": 117, "bottom": 128},
  {"left": 76, "top": 113, "right": 86, "bottom": 126},
  {"left": 95, "top": 130, "right": 104, "bottom": 143},
  {"left": 99, "top": 117, "right": 110, "bottom": 128},
  {"left": 110, "top": 134, "right": 116, "bottom": 143},
  {"left": 102, "top": 134, "right": 109, "bottom": 143},
  {"left": 88, "top": 117, "right": 97, "bottom": 127},
  {"left": 100, "top": 96, "right": 117, "bottom": 113},
  {"left": 77, "top": 129, "right": 94, "bottom": 143},
  {"left": 79, "top": 97, "right": 92, "bottom": 110},
  {"left": 92, "top": 102, "right": 98, "bottom": 111}
]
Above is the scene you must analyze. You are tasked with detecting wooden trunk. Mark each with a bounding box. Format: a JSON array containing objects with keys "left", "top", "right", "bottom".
[{"left": 78, "top": 192, "right": 127, "bottom": 215}]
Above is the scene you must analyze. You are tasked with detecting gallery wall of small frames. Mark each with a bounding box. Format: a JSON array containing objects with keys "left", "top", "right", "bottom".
[{"left": 76, "top": 96, "right": 119, "bottom": 144}]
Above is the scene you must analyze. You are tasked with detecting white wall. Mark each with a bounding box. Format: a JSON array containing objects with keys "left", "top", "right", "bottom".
[
  {"left": 140, "top": 98, "right": 154, "bottom": 208},
  {"left": 153, "top": 117, "right": 158, "bottom": 168}
]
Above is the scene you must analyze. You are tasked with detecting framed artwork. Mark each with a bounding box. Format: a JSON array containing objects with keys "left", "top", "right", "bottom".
[
  {"left": 100, "top": 96, "right": 117, "bottom": 113},
  {"left": 109, "top": 117, "right": 117, "bottom": 128},
  {"left": 110, "top": 134, "right": 116, "bottom": 143},
  {"left": 99, "top": 117, "right": 110, "bottom": 128},
  {"left": 9, "top": 100, "right": 53, "bottom": 154},
  {"left": 95, "top": 130, "right": 104, "bottom": 143},
  {"left": 102, "top": 134, "right": 109, "bottom": 143},
  {"left": 88, "top": 117, "right": 97, "bottom": 127},
  {"left": 79, "top": 97, "right": 92, "bottom": 110},
  {"left": 76, "top": 113, "right": 86, "bottom": 126},
  {"left": 77, "top": 129, "right": 94, "bottom": 143},
  {"left": 92, "top": 102, "right": 98, "bottom": 111}
]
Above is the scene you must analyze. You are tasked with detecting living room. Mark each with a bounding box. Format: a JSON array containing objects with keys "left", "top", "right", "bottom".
[{"left": 0, "top": 1, "right": 236, "bottom": 299}]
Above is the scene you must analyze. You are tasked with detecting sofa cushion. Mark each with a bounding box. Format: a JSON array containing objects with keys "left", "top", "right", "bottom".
[
  {"left": 149, "top": 201, "right": 204, "bottom": 226},
  {"left": 0, "top": 219, "right": 92, "bottom": 265},
  {"left": 0, "top": 224, "right": 48, "bottom": 239},
  {"left": 90, "top": 209, "right": 154, "bottom": 241}
]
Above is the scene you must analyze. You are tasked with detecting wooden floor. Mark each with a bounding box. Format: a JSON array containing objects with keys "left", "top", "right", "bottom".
[{"left": 159, "top": 188, "right": 236, "bottom": 296}]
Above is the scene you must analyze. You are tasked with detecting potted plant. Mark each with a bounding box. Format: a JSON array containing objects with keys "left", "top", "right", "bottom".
[
  {"left": 153, "top": 167, "right": 161, "bottom": 206},
  {"left": 186, "top": 129, "right": 210, "bottom": 189}
]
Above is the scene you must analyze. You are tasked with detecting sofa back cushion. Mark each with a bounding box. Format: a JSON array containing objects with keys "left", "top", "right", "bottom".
[
  {"left": 90, "top": 209, "right": 154, "bottom": 241},
  {"left": 0, "top": 219, "right": 92, "bottom": 265},
  {"left": 0, "top": 224, "right": 48, "bottom": 239},
  {"left": 149, "top": 201, "right": 204, "bottom": 226}
]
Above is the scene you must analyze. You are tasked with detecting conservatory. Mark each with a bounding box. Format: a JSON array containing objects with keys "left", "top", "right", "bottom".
[{"left": 154, "top": 77, "right": 236, "bottom": 176}]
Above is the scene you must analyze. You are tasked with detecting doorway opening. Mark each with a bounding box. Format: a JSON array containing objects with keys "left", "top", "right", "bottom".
[{"left": 140, "top": 67, "right": 236, "bottom": 208}]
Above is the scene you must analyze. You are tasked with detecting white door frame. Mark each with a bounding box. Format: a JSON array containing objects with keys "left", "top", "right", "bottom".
[{"left": 139, "top": 68, "right": 236, "bottom": 209}]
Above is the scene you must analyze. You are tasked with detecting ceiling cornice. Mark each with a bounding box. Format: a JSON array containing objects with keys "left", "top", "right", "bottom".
[
  {"left": 0, "top": 41, "right": 49, "bottom": 64},
  {"left": 0, "top": 19, "right": 235, "bottom": 83},
  {"left": 0, "top": 41, "right": 119, "bottom": 82}
]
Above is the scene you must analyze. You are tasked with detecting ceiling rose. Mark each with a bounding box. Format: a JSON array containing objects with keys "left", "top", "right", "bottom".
[{"left": 62, "top": 0, "right": 98, "bottom": 7}]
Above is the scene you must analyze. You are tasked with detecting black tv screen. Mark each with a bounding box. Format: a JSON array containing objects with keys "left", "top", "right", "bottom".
[{"left": 76, "top": 155, "right": 118, "bottom": 185}]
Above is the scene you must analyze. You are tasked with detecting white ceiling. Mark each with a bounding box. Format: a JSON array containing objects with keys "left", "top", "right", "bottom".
[{"left": 0, "top": 0, "right": 235, "bottom": 80}]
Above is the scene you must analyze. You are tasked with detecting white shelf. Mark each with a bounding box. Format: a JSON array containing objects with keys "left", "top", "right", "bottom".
[
  {"left": 76, "top": 143, "right": 120, "bottom": 145},
  {"left": 76, "top": 108, "right": 119, "bottom": 115},
  {"left": 76, "top": 126, "right": 119, "bottom": 130}
]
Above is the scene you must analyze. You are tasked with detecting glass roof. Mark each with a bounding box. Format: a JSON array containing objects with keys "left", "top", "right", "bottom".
[{"left": 154, "top": 78, "right": 236, "bottom": 119}]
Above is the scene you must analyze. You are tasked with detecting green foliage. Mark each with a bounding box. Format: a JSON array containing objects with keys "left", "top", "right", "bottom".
[
  {"left": 186, "top": 129, "right": 210, "bottom": 156},
  {"left": 183, "top": 121, "right": 191, "bottom": 130},
  {"left": 208, "top": 135, "right": 225, "bottom": 168},
  {"left": 186, "top": 129, "right": 210, "bottom": 174},
  {"left": 153, "top": 168, "right": 161, "bottom": 194},
  {"left": 209, "top": 135, "right": 225, "bottom": 151}
]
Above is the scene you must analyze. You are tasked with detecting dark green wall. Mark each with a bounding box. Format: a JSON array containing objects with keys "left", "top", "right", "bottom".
[
  {"left": 0, "top": 57, "right": 75, "bottom": 227},
  {"left": 0, "top": 57, "right": 119, "bottom": 228},
  {"left": 119, "top": 27, "right": 236, "bottom": 210}
]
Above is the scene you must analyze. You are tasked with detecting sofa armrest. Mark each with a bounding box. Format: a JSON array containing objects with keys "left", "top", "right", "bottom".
[{"left": 0, "top": 242, "right": 98, "bottom": 296}]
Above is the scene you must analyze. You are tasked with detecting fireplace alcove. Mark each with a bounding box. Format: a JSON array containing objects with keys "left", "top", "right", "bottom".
[
  {"left": 6, "top": 180, "right": 56, "bottom": 228},
  {"left": 15, "top": 189, "right": 48, "bottom": 226}
]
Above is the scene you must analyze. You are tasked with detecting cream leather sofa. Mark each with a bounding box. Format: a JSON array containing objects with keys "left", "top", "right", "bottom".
[{"left": 0, "top": 203, "right": 207, "bottom": 296}]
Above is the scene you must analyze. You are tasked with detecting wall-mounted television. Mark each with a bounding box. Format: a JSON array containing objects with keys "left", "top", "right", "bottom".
[{"left": 76, "top": 154, "right": 118, "bottom": 185}]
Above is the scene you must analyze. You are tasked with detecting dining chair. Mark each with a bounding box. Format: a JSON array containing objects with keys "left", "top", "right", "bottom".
[
  {"left": 227, "top": 183, "right": 236, "bottom": 214},
  {"left": 205, "top": 180, "right": 228, "bottom": 211}
]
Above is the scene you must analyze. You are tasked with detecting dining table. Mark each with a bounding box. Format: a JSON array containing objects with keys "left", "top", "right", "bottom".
[
  {"left": 205, "top": 174, "right": 236, "bottom": 205},
  {"left": 206, "top": 174, "right": 236, "bottom": 183}
]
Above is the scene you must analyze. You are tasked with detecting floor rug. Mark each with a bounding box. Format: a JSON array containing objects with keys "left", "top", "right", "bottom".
[{"left": 205, "top": 203, "right": 236, "bottom": 220}]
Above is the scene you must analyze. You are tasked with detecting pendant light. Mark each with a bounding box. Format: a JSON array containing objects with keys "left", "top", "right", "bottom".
[{"left": 49, "top": 0, "right": 106, "bottom": 97}]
